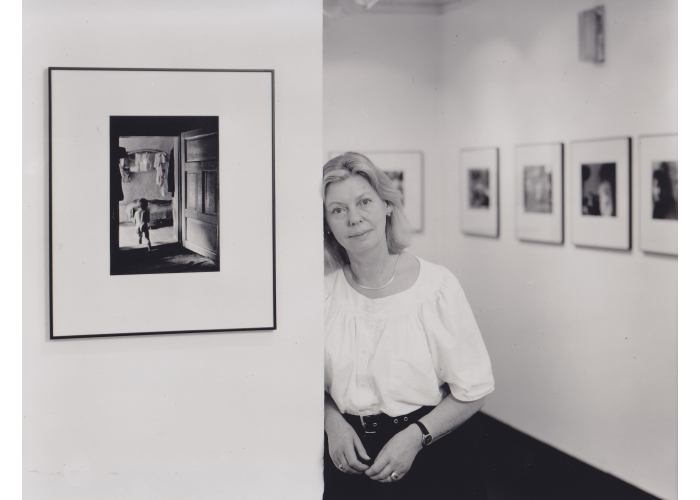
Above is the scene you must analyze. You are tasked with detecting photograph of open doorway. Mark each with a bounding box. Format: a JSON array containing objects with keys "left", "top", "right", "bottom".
[
  {"left": 50, "top": 68, "right": 275, "bottom": 338},
  {"left": 110, "top": 116, "right": 220, "bottom": 275}
]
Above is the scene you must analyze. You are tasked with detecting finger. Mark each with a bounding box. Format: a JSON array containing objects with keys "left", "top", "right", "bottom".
[
  {"left": 345, "top": 441, "right": 369, "bottom": 472},
  {"left": 341, "top": 450, "right": 365, "bottom": 474},
  {"left": 368, "top": 461, "right": 394, "bottom": 482},
  {"left": 379, "top": 470, "right": 403, "bottom": 483},
  {"left": 330, "top": 453, "right": 345, "bottom": 473},
  {"left": 346, "top": 454, "right": 369, "bottom": 473},
  {"left": 352, "top": 433, "right": 371, "bottom": 463},
  {"left": 365, "top": 453, "right": 389, "bottom": 477}
]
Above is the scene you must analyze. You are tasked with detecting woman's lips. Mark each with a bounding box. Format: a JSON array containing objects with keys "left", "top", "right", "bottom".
[{"left": 349, "top": 229, "right": 371, "bottom": 238}]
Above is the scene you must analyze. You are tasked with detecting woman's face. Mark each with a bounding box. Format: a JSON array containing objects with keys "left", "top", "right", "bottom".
[{"left": 325, "top": 175, "right": 389, "bottom": 256}]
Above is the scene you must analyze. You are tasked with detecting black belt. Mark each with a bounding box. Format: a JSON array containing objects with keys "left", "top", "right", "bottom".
[{"left": 344, "top": 406, "right": 434, "bottom": 435}]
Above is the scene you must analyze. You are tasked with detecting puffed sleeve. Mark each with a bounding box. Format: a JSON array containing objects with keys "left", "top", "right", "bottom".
[{"left": 420, "top": 268, "right": 495, "bottom": 402}]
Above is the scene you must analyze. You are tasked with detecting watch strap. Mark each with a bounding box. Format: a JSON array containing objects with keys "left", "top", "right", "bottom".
[{"left": 414, "top": 420, "right": 432, "bottom": 447}]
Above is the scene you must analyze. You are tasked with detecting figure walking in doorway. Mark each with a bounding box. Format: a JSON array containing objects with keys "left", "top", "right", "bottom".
[{"left": 132, "top": 198, "right": 152, "bottom": 251}]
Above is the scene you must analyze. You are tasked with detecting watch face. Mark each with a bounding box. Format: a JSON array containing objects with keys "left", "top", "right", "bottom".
[{"left": 424, "top": 434, "right": 433, "bottom": 446}]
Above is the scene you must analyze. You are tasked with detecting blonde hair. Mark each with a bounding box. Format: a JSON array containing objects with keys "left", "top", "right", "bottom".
[{"left": 322, "top": 152, "right": 411, "bottom": 272}]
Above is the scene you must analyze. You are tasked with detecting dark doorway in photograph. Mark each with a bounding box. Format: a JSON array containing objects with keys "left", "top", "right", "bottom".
[
  {"left": 384, "top": 169, "right": 405, "bottom": 204},
  {"left": 468, "top": 168, "right": 490, "bottom": 208},
  {"left": 110, "top": 116, "right": 220, "bottom": 275},
  {"left": 651, "top": 161, "right": 678, "bottom": 220},
  {"left": 523, "top": 165, "right": 553, "bottom": 213},
  {"left": 581, "top": 162, "right": 616, "bottom": 217}
]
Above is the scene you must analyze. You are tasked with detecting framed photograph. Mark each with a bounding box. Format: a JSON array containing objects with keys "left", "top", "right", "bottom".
[
  {"left": 329, "top": 150, "right": 424, "bottom": 232},
  {"left": 515, "top": 143, "right": 564, "bottom": 244},
  {"left": 50, "top": 67, "right": 276, "bottom": 338},
  {"left": 570, "top": 137, "right": 631, "bottom": 250},
  {"left": 639, "top": 134, "right": 677, "bottom": 255},
  {"left": 459, "top": 147, "right": 499, "bottom": 238}
]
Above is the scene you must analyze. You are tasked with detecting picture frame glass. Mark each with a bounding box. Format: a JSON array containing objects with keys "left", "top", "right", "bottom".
[
  {"left": 459, "top": 148, "right": 499, "bottom": 238},
  {"left": 50, "top": 68, "right": 276, "bottom": 338},
  {"left": 639, "top": 134, "right": 678, "bottom": 255},
  {"left": 570, "top": 138, "right": 630, "bottom": 250},
  {"left": 515, "top": 143, "right": 563, "bottom": 244}
]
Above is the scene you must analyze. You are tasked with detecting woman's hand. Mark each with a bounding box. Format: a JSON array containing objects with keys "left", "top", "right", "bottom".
[
  {"left": 325, "top": 414, "right": 371, "bottom": 475},
  {"left": 365, "top": 424, "right": 422, "bottom": 482}
]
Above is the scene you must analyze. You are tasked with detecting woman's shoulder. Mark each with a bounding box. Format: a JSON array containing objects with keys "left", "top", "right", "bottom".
[
  {"left": 409, "top": 255, "right": 466, "bottom": 303},
  {"left": 413, "top": 255, "right": 458, "bottom": 284}
]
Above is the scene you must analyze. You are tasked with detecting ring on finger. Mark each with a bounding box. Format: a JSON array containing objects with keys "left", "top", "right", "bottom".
[
  {"left": 338, "top": 463, "right": 345, "bottom": 471},
  {"left": 390, "top": 471, "right": 400, "bottom": 481}
]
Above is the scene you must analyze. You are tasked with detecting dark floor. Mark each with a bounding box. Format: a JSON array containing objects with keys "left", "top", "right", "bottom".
[
  {"left": 477, "top": 413, "right": 661, "bottom": 500},
  {"left": 110, "top": 242, "right": 218, "bottom": 275}
]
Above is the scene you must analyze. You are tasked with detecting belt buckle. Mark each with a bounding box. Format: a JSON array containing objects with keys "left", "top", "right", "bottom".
[{"left": 360, "top": 414, "right": 378, "bottom": 434}]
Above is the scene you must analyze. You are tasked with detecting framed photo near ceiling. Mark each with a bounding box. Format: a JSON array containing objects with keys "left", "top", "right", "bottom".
[
  {"left": 49, "top": 67, "right": 276, "bottom": 339},
  {"left": 639, "top": 134, "right": 677, "bottom": 256},
  {"left": 570, "top": 137, "right": 631, "bottom": 250},
  {"left": 328, "top": 150, "right": 424, "bottom": 232},
  {"left": 459, "top": 147, "right": 499, "bottom": 238},
  {"left": 515, "top": 143, "right": 564, "bottom": 244}
]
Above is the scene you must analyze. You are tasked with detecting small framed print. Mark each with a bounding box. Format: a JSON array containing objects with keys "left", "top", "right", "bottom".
[
  {"left": 570, "top": 137, "right": 631, "bottom": 250},
  {"left": 515, "top": 143, "right": 564, "bottom": 244},
  {"left": 329, "top": 150, "right": 425, "bottom": 232},
  {"left": 639, "top": 134, "right": 677, "bottom": 255},
  {"left": 459, "top": 147, "right": 499, "bottom": 238},
  {"left": 49, "top": 67, "right": 276, "bottom": 338}
]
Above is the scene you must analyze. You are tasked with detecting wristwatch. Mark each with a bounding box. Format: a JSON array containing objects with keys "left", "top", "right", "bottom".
[{"left": 414, "top": 420, "right": 433, "bottom": 447}]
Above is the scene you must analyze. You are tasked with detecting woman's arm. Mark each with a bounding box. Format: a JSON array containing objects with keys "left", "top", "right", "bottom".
[
  {"left": 324, "top": 392, "right": 371, "bottom": 474},
  {"left": 418, "top": 392, "right": 485, "bottom": 444},
  {"left": 365, "top": 393, "right": 486, "bottom": 482}
]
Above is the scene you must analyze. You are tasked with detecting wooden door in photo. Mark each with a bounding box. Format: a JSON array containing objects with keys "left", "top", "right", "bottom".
[{"left": 180, "top": 128, "right": 219, "bottom": 262}]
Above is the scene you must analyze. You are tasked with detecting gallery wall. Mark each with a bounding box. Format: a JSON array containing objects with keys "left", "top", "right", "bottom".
[
  {"left": 438, "top": 1, "right": 677, "bottom": 498},
  {"left": 324, "top": 1, "right": 677, "bottom": 498},
  {"left": 23, "top": 1, "right": 324, "bottom": 499},
  {"left": 323, "top": 11, "right": 440, "bottom": 258}
]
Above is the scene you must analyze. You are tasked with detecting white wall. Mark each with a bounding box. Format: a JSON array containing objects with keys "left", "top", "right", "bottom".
[
  {"left": 23, "top": 1, "right": 324, "bottom": 499},
  {"left": 439, "top": 2, "right": 677, "bottom": 498},
  {"left": 324, "top": 1, "right": 677, "bottom": 498},
  {"left": 323, "top": 12, "right": 441, "bottom": 258}
]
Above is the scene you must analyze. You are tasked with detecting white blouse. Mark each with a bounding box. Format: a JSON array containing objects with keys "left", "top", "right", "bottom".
[{"left": 324, "top": 256, "right": 495, "bottom": 418}]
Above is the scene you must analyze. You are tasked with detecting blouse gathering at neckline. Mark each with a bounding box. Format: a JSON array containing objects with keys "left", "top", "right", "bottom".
[{"left": 340, "top": 253, "right": 423, "bottom": 303}]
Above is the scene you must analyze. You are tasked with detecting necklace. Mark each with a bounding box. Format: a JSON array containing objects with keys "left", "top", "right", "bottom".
[{"left": 348, "top": 254, "right": 400, "bottom": 290}]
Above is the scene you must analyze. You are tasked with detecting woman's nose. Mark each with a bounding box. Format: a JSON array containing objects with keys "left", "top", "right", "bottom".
[{"left": 347, "top": 208, "right": 363, "bottom": 225}]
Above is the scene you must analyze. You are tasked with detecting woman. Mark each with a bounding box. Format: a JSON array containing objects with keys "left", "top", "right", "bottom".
[{"left": 323, "top": 152, "right": 495, "bottom": 500}]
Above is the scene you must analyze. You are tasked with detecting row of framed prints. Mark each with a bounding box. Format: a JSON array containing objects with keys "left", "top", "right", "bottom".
[
  {"left": 332, "top": 137, "right": 676, "bottom": 256},
  {"left": 460, "top": 136, "right": 677, "bottom": 255}
]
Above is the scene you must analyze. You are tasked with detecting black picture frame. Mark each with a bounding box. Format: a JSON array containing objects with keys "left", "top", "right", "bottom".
[
  {"left": 514, "top": 142, "right": 565, "bottom": 245},
  {"left": 569, "top": 137, "right": 632, "bottom": 251},
  {"left": 459, "top": 146, "right": 500, "bottom": 238},
  {"left": 49, "top": 67, "right": 277, "bottom": 339}
]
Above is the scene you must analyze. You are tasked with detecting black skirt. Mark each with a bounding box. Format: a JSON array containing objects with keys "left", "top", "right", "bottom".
[{"left": 323, "top": 408, "right": 486, "bottom": 500}]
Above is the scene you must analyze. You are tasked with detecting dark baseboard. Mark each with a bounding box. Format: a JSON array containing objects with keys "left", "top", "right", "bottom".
[{"left": 476, "top": 412, "right": 662, "bottom": 500}]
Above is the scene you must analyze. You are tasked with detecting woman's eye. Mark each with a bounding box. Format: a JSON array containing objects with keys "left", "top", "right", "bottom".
[
  {"left": 360, "top": 198, "right": 372, "bottom": 206},
  {"left": 331, "top": 207, "right": 345, "bottom": 215}
]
